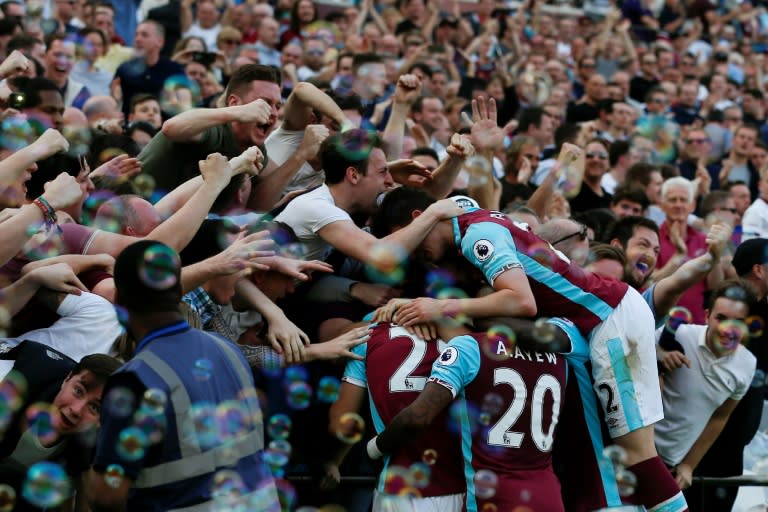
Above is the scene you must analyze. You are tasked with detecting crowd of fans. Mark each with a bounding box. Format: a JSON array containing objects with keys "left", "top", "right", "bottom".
[{"left": 1, "top": 0, "right": 768, "bottom": 509}]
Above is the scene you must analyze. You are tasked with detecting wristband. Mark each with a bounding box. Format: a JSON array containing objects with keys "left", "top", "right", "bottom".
[
  {"left": 366, "top": 436, "right": 383, "bottom": 460},
  {"left": 33, "top": 196, "right": 58, "bottom": 229}
]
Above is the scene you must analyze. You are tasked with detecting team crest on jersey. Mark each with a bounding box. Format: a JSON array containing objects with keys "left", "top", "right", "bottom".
[
  {"left": 438, "top": 347, "right": 459, "bottom": 365},
  {"left": 473, "top": 239, "right": 494, "bottom": 261},
  {"left": 489, "top": 212, "right": 506, "bottom": 220}
]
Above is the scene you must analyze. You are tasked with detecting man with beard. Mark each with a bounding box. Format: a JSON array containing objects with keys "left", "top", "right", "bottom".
[{"left": 606, "top": 216, "right": 731, "bottom": 325}]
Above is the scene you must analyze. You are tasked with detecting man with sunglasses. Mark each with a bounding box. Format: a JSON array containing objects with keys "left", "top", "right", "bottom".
[
  {"left": 534, "top": 218, "right": 590, "bottom": 265},
  {"left": 569, "top": 138, "right": 613, "bottom": 213}
]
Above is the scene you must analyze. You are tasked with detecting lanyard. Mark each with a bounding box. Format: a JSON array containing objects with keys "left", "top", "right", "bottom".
[{"left": 134, "top": 321, "right": 190, "bottom": 354}]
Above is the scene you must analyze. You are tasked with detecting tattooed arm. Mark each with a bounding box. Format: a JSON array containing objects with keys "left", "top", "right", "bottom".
[{"left": 371, "top": 382, "right": 454, "bottom": 456}]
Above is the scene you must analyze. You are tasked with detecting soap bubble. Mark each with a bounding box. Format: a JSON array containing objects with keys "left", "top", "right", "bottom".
[
  {"left": 335, "top": 412, "right": 365, "bottom": 444},
  {"left": 139, "top": 244, "right": 179, "bottom": 290},
  {"left": 22, "top": 462, "right": 71, "bottom": 508}
]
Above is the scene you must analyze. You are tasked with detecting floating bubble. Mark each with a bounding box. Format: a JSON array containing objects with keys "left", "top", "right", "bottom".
[
  {"left": 160, "top": 75, "right": 202, "bottom": 116},
  {"left": 383, "top": 465, "right": 412, "bottom": 494},
  {"left": 275, "top": 479, "right": 297, "bottom": 511},
  {"left": 97, "top": 147, "right": 128, "bottom": 167},
  {"left": 93, "top": 195, "right": 126, "bottom": 233},
  {"left": 140, "top": 388, "right": 168, "bottom": 415},
  {"left": 267, "top": 414, "right": 292, "bottom": 440},
  {"left": 0, "top": 370, "right": 28, "bottom": 432},
  {"left": 26, "top": 403, "right": 58, "bottom": 444},
  {"left": 104, "top": 464, "right": 124, "bottom": 488},
  {"left": 464, "top": 156, "right": 492, "bottom": 187},
  {"left": 191, "top": 402, "right": 219, "bottom": 449},
  {"left": 615, "top": 467, "right": 637, "bottom": 496},
  {"left": 532, "top": 318, "right": 557, "bottom": 344},
  {"left": 133, "top": 407, "right": 166, "bottom": 444},
  {"left": 335, "top": 412, "right": 365, "bottom": 444},
  {"left": 335, "top": 129, "right": 377, "bottom": 161},
  {"left": 237, "top": 387, "right": 264, "bottom": 427},
  {"left": 0, "top": 117, "right": 35, "bottom": 151},
  {"left": 473, "top": 469, "right": 499, "bottom": 499},
  {"left": 602, "top": 445, "right": 628, "bottom": 468},
  {"left": 81, "top": 190, "right": 118, "bottom": 229},
  {"left": 448, "top": 399, "right": 479, "bottom": 435},
  {"left": 216, "top": 400, "right": 249, "bottom": 439},
  {"left": 665, "top": 307, "right": 693, "bottom": 333},
  {"left": 714, "top": 319, "right": 748, "bottom": 355},
  {"left": 483, "top": 325, "right": 516, "bottom": 361},
  {"left": 480, "top": 393, "right": 505, "bottom": 422},
  {"left": 212, "top": 469, "right": 246, "bottom": 501},
  {"left": 284, "top": 366, "right": 308, "bottom": 383},
  {"left": 425, "top": 268, "right": 455, "bottom": 297},
  {"left": 116, "top": 426, "right": 148, "bottom": 461},
  {"left": 62, "top": 124, "right": 92, "bottom": 156},
  {"left": 747, "top": 316, "right": 765, "bottom": 338},
  {"left": 22, "top": 462, "right": 71, "bottom": 508},
  {"left": 398, "top": 486, "right": 422, "bottom": 498},
  {"left": 287, "top": 381, "right": 312, "bottom": 409},
  {"left": 365, "top": 243, "right": 407, "bottom": 285},
  {"left": 139, "top": 244, "right": 179, "bottom": 290},
  {"left": 317, "top": 376, "right": 341, "bottom": 403},
  {"left": 478, "top": 412, "right": 492, "bottom": 426},
  {"left": 409, "top": 462, "right": 431, "bottom": 488},
  {"left": 133, "top": 174, "right": 156, "bottom": 199},
  {"left": 264, "top": 440, "right": 291, "bottom": 468},
  {"left": 105, "top": 387, "right": 136, "bottom": 418},
  {"left": 526, "top": 241, "right": 556, "bottom": 267},
  {"left": 422, "top": 449, "right": 438, "bottom": 465},
  {"left": 23, "top": 223, "right": 64, "bottom": 260},
  {"left": 435, "top": 287, "right": 469, "bottom": 325},
  {"left": 724, "top": 285, "right": 749, "bottom": 302},
  {"left": 0, "top": 484, "right": 15, "bottom": 512},
  {"left": 635, "top": 116, "right": 677, "bottom": 163},
  {"left": 193, "top": 358, "right": 214, "bottom": 381},
  {"left": 481, "top": 504, "right": 498, "bottom": 512},
  {"left": 123, "top": 57, "right": 148, "bottom": 76}
]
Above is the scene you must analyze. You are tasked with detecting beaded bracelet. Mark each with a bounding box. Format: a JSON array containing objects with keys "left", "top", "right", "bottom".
[{"left": 33, "top": 195, "right": 57, "bottom": 229}]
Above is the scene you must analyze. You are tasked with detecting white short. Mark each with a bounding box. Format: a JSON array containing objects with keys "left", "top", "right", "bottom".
[
  {"left": 589, "top": 286, "right": 663, "bottom": 438},
  {"left": 372, "top": 491, "right": 464, "bottom": 512}
]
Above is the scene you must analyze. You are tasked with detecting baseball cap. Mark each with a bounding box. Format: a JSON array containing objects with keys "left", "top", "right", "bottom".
[{"left": 732, "top": 238, "right": 768, "bottom": 276}]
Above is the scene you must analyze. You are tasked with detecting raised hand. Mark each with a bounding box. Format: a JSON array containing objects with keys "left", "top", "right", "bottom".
[
  {"left": 198, "top": 153, "right": 233, "bottom": 190},
  {"left": 372, "top": 298, "right": 413, "bottom": 323},
  {"left": 41, "top": 173, "right": 83, "bottom": 210},
  {"left": 297, "top": 124, "right": 330, "bottom": 161},
  {"left": 0, "top": 50, "right": 31, "bottom": 78},
  {"left": 464, "top": 97, "right": 503, "bottom": 152},
  {"left": 388, "top": 159, "right": 433, "bottom": 187},
  {"left": 31, "top": 129, "right": 70, "bottom": 159},
  {"left": 705, "top": 222, "right": 732, "bottom": 260},
  {"left": 446, "top": 133, "right": 475, "bottom": 159},
  {"left": 90, "top": 154, "right": 142, "bottom": 181},
  {"left": 230, "top": 145, "right": 265, "bottom": 177},
  {"left": 235, "top": 98, "right": 272, "bottom": 124},
  {"left": 392, "top": 74, "right": 422, "bottom": 106}
]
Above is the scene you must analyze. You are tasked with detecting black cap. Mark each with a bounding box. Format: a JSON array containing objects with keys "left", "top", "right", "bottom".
[{"left": 732, "top": 238, "right": 768, "bottom": 277}]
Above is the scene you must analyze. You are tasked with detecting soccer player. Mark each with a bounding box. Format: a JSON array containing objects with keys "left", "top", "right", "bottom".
[
  {"left": 371, "top": 184, "right": 686, "bottom": 512},
  {"left": 367, "top": 320, "right": 569, "bottom": 512},
  {"left": 326, "top": 321, "right": 466, "bottom": 511}
]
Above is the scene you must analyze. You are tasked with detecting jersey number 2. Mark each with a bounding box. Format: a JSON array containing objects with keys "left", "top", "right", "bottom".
[
  {"left": 487, "top": 368, "right": 561, "bottom": 452},
  {"left": 389, "top": 327, "right": 445, "bottom": 393}
]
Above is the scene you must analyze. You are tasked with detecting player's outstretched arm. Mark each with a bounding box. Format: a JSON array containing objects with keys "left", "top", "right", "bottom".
[{"left": 369, "top": 382, "right": 453, "bottom": 458}]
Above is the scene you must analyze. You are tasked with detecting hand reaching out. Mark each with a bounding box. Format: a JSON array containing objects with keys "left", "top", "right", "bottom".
[{"left": 463, "top": 97, "right": 503, "bottom": 152}]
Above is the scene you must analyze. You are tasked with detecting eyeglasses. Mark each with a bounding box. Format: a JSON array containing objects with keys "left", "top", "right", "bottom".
[
  {"left": 219, "top": 39, "right": 240, "bottom": 45},
  {"left": 715, "top": 206, "right": 738, "bottom": 214},
  {"left": 726, "top": 117, "right": 743, "bottom": 122},
  {"left": 687, "top": 138, "right": 709, "bottom": 144},
  {"left": 306, "top": 49, "right": 325, "bottom": 56},
  {"left": 406, "top": 40, "right": 424, "bottom": 46},
  {"left": 651, "top": 98, "right": 667, "bottom": 105},
  {"left": 552, "top": 224, "right": 588, "bottom": 246},
  {"left": 585, "top": 151, "right": 608, "bottom": 160}
]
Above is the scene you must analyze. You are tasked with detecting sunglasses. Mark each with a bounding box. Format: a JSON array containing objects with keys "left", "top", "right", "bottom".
[
  {"left": 220, "top": 39, "right": 240, "bottom": 45},
  {"left": 585, "top": 151, "right": 608, "bottom": 160},
  {"left": 715, "top": 207, "right": 738, "bottom": 214},
  {"left": 687, "top": 138, "right": 709, "bottom": 144},
  {"left": 552, "top": 224, "right": 588, "bottom": 246}
]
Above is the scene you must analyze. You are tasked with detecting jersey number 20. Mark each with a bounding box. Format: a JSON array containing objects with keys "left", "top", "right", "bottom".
[{"left": 487, "top": 368, "right": 561, "bottom": 452}]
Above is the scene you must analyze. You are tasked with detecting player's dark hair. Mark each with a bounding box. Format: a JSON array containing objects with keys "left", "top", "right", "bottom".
[
  {"left": 72, "top": 354, "right": 122, "bottom": 388},
  {"left": 411, "top": 147, "right": 439, "bottom": 162},
  {"left": 608, "top": 139, "right": 630, "bottom": 167},
  {"left": 517, "top": 107, "right": 548, "bottom": 134},
  {"left": 611, "top": 185, "right": 649, "bottom": 211},
  {"left": 371, "top": 187, "right": 436, "bottom": 238},
  {"left": 224, "top": 63, "right": 280, "bottom": 100}
]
